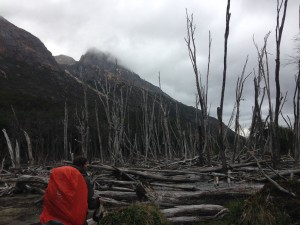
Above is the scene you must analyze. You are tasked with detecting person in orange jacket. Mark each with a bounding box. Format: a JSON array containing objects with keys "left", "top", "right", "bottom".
[{"left": 40, "top": 156, "right": 101, "bottom": 225}]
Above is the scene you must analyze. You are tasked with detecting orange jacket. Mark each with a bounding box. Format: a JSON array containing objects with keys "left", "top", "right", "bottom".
[{"left": 40, "top": 166, "right": 88, "bottom": 225}]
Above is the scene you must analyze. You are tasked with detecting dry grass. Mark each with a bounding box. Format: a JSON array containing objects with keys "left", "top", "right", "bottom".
[{"left": 99, "top": 203, "right": 171, "bottom": 225}]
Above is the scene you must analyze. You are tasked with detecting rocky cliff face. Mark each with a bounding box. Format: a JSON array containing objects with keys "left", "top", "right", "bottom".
[
  {"left": 0, "top": 16, "right": 57, "bottom": 67},
  {"left": 54, "top": 54, "right": 76, "bottom": 65},
  {"left": 59, "top": 48, "right": 163, "bottom": 95}
]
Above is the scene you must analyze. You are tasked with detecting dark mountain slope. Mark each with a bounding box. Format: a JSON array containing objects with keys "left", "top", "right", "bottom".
[
  {"left": 0, "top": 17, "right": 230, "bottom": 164},
  {"left": 0, "top": 16, "right": 57, "bottom": 67},
  {"left": 0, "top": 17, "right": 101, "bottom": 160},
  {"left": 57, "top": 48, "right": 220, "bottom": 132}
]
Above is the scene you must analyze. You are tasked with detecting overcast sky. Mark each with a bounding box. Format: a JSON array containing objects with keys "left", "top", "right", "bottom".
[{"left": 1, "top": 0, "right": 299, "bottom": 131}]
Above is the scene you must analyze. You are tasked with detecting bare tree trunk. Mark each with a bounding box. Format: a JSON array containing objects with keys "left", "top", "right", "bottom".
[
  {"left": 157, "top": 75, "right": 172, "bottom": 161},
  {"left": 75, "top": 87, "right": 89, "bottom": 158},
  {"left": 142, "top": 90, "right": 156, "bottom": 162},
  {"left": 293, "top": 60, "right": 300, "bottom": 164},
  {"left": 251, "top": 33, "right": 270, "bottom": 158},
  {"left": 15, "top": 140, "right": 20, "bottom": 168},
  {"left": 23, "top": 130, "right": 34, "bottom": 165},
  {"left": 63, "top": 101, "right": 68, "bottom": 160},
  {"left": 95, "top": 101, "right": 103, "bottom": 162},
  {"left": 2, "top": 129, "right": 15, "bottom": 168},
  {"left": 84, "top": 86, "right": 89, "bottom": 158},
  {"left": 185, "top": 11, "right": 212, "bottom": 165},
  {"left": 218, "top": 0, "right": 231, "bottom": 170},
  {"left": 273, "top": 0, "right": 288, "bottom": 168},
  {"left": 96, "top": 77, "right": 131, "bottom": 165},
  {"left": 232, "top": 57, "right": 250, "bottom": 163},
  {"left": 162, "top": 105, "right": 172, "bottom": 161}
]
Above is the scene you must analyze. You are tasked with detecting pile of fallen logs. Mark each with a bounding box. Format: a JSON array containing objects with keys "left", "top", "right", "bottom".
[{"left": 0, "top": 157, "right": 300, "bottom": 224}]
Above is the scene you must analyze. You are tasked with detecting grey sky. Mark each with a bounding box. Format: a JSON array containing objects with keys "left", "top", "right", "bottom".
[{"left": 1, "top": 0, "right": 299, "bottom": 131}]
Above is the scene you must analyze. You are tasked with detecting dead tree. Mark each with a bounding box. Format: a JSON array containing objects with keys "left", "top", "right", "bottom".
[
  {"left": 111, "top": 86, "right": 131, "bottom": 164},
  {"left": 232, "top": 56, "right": 250, "bottom": 163},
  {"left": 23, "top": 130, "right": 34, "bottom": 165},
  {"left": 157, "top": 73, "right": 172, "bottom": 161},
  {"left": 218, "top": 0, "right": 231, "bottom": 169},
  {"left": 63, "top": 101, "right": 68, "bottom": 160},
  {"left": 185, "top": 10, "right": 212, "bottom": 165},
  {"left": 96, "top": 78, "right": 113, "bottom": 160},
  {"left": 95, "top": 101, "right": 103, "bottom": 162},
  {"left": 273, "top": 0, "right": 288, "bottom": 167},
  {"left": 161, "top": 102, "right": 172, "bottom": 161},
  {"left": 293, "top": 59, "right": 300, "bottom": 164},
  {"left": 250, "top": 33, "right": 270, "bottom": 157},
  {"left": 96, "top": 78, "right": 131, "bottom": 165},
  {"left": 141, "top": 89, "right": 156, "bottom": 162},
  {"left": 76, "top": 85, "right": 89, "bottom": 157},
  {"left": 2, "top": 129, "right": 15, "bottom": 168},
  {"left": 15, "top": 140, "right": 20, "bottom": 168}
]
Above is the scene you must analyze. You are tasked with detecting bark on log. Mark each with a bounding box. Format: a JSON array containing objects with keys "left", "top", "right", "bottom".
[
  {"left": 151, "top": 182, "right": 200, "bottom": 191},
  {"left": 90, "top": 165, "right": 201, "bottom": 182},
  {"left": 94, "top": 190, "right": 138, "bottom": 201},
  {"left": 161, "top": 204, "right": 226, "bottom": 217},
  {"left": 0, "top": 175, "right": 49, "bottom": 184}
]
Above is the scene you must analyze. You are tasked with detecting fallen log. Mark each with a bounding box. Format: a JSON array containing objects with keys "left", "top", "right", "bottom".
[
  {"left": 251, "top": 154, "right": 296, "bottom": 197},
  {"left": 90, "top": 165, "right": 201, "bottom": 183},
  {"left": 0, "top": 175, "right": 48, "bottom": 184},
  {"left": 95, "top": 190, "right": 138, "bottom": 201},
  {"left": 94, "top": 179, "right": 135, "bottom": 188},
  {"left": 151, "top": 182, "right": 200, "bottom": 191},
  {"left": 256, "top": 169, "right": 300, "bottom": 182},
  {"left": 161, "top": 204, "right": 226, "bottom": 217},
  {"left": 167, "top": 208, "right": 228, "bottom": 224}
]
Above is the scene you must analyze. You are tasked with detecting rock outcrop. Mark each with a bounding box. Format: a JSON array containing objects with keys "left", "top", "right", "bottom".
[{"left": 0, "top": 16, "right": 57, "bottom": 67}]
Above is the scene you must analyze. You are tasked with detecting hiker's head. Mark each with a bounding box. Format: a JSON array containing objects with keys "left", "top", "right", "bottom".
[{"left": 73, "top": 156, "right": 88, "bottom": 169}]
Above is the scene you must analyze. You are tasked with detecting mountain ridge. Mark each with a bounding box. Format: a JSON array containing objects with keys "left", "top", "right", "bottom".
[
  {"left": 0, "top": 16, "right": 57, "bottom": 67},
  {"left": 0, "top": 16, "right": 226, "bottom": 163}
]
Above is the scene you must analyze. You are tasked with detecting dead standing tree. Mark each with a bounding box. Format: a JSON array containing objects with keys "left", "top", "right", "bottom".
[
  {"left": 157, "top": 72, "right": 173, "bottom": 161},
  {"left": 232, "top": 56, "right": 251, "bottom": 163},
  {"left": 96, "top": 77, "right": 131, "bottom": 165},
  {"left": 294, "top": 61, "right": 300, "bottom": 164},
  {"left": 218, "top": 0, "right": 231, "bottom": 170},
  {"left": 273, "top": 0, "right": 288, "bottom": 167},
  {"left": 185, "top": 10, "right": 212, "bottom": 165},
  {"left": 293, "top": 32, "right": 300, "bottom": 164},
  {"left": 95, "top": 101, "right": 104, "bottom": 162},
  {"left": 75, "top": 86, "right": 89, "bottom": 158},
  {"left": 63, "top": 101, "right": 68, "bottom": 160},
  {"left": 251, "top": 33, "right": 270, "bottom": 157},
  {"left": 141, "top": 89, "right": 156, "bottom": 162}
]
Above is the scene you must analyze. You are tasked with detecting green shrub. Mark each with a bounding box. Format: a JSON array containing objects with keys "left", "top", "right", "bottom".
[
  {"left": 99, "top": 203, "right": 171, "bottom": 225},
  {"left": 239, "top": 192, "right": 290, "bottom": 225},
  {"left": 196, "top": 199, "right": 245, "bottom": 225}
]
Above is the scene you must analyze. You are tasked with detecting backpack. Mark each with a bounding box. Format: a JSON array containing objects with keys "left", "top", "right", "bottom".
[{"left": 40, "top": 166, "right": 88, "bottom": 225}]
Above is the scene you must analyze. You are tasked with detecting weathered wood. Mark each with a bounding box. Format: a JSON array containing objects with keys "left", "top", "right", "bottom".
[
  {"left": 97, "top": 186, "right": 134, "bottom": 192},
  {"left": 0, "top": 175, "right": 49, "bottom": 184},
  {"left": 161, "top": 204, "right": 226, "bottom": 217},
  {"left": 15, "top": 140, "right": 20, "bottom": 169},
  {"left": 91, "top": 165, "right": 201, "bottom": 183},
  {"left": 23, "top": 130, "right": 34, "bottom": 165},
  {"left": 256, "top": 169, "right": 300, "bottom": 181},
  {"left": 2, "top": 129, "right": 15, "bottom": 168},
  {"left": 151, "top": 182, "right": 200, "bottom": 191},
  {"left": 167, "top": 209, "right": 228, "bottom": 224},
  {"left": 95, "top": 190, "right": 137, "bottom": 201},
  {"left": 252, "top": 154, "right": 296, "bottom": 197}
]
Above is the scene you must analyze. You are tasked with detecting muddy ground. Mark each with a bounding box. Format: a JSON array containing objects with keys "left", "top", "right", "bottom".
[{"left": 0, "top": 194, "right": 42, "bottom": 225}]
